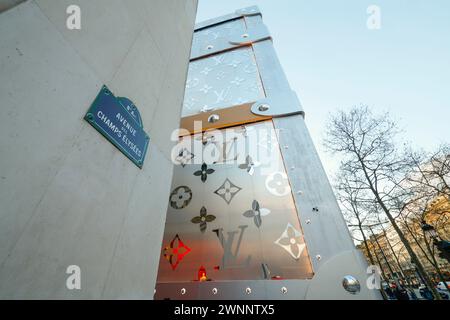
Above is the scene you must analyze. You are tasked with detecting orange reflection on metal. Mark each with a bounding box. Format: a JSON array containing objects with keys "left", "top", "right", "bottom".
[{"left": 198, "top": 266, "right": 208, "bottom": 281}]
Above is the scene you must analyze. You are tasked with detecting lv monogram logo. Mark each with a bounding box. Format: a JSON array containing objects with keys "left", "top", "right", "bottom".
[
  {"left": 213, "top": 137, "right": 240, "bottom": 164},
  {"left": 213, "top": 225, "right": 251, "bottom": 269}
]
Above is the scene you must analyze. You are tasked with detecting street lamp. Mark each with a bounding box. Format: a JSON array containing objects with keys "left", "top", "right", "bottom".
[{"left": 421, "top": 221, "right": 450, "bottom": 263}]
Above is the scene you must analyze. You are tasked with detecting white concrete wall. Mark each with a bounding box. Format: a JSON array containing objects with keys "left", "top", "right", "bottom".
[
  {"left": 0, "top": 0, "right": 197, "bottom": 299},
  {"left": 0, "top": 0, "right": 25, "bottom": 13}
]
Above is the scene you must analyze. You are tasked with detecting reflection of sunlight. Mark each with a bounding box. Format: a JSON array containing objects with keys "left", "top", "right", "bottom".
[
  {"left": 158, "top": 121, "right": 313, "bottom": 282},
  {"left": 182, "top": 45, "right": 265, "bottom": 117}
]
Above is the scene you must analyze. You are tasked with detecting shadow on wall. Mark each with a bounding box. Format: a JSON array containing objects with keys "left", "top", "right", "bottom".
[{"left": 0, "top": 0, "right": 26, "bottom": 13}]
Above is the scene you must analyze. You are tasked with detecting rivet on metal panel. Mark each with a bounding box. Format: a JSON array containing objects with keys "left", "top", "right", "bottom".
[
  {"left": 206, "top": 45, "right": 214, "bottom": 50},
  {"left": 242, "top": 33, "right": 249, "bottom": 38},
  {"left": 342, "top": 276, "right": 361, "bottom": 294},
  {"left": 312, "top": 207, "right": 319, "bottom": 212},
  {"left": 296, "top": 190, "right": 303, "bottom": 195},
  {"left": 281, "top": 287, "right": 288, "bottom": 294},
  {"left": 306, "top": 219, "right": 311, "bottom": 225},
  {"left": 212, "top": 288, "right": 218, "bottom": 295},
  {"left": 258, "top": 104, "right": 270, "bottom": 112},
  {"left": 290, "top": 166, "right": 295, "bottom": 171},
  {"left": 316, "top": 255, "right": 322, "bottom": 261},
  {"left": 208, "top": 114, "right": 220, "bottom": 123},
  {"left": 284, "top": 146, "right": 289, "bottom": 149},
  {"left": 245, "top": 287, "right": 252, "bottom": 295},
  {"left": 180, "top": 288, "right": 186, "bottom": 295},
  {"left": 250, "top": 91, "right": 303, "bottom": 117}
]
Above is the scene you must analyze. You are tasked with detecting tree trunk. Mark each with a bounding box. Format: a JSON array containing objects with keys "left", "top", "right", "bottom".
[
  {"left": 358, "top": 156, "right": 442, "bottom": 300},
  {"left": 360, "top": 226, "right": 375, "bottom": 265},
  {"left": 369, "top": 244, "right": 390, "bottom": 300},
  {"left": 380, "top": 224, "right": 412, "bottom": 286},
  {"left": 383, "top": 210, "right": 441, "bottom": 299},
  {"left": 369, "top": 227, "right": 397, "bottom": 281},
  {"left": 359, "top": 226, "right": 387, "bottom": 299}
]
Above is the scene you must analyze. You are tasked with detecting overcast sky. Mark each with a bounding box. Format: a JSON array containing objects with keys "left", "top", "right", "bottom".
[{"left": 196, "top": 0, "right": 450, "bottom": 179}]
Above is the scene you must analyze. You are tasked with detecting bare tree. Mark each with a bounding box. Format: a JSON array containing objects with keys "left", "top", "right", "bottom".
[
  {"left": 398, "top": 199, "right": 450, "bottom": 294},
  {"left": 398, "top": 144, "right": 450, "bottom": 293},
  {"left": 335, "top": 172, "right": 376, "bottom": 264},
  {"left": 324, "top": 105, "right": 442, "bottom": 299},
  {"left": 405, "top": 145, "right": 450, "bottom": 199}
]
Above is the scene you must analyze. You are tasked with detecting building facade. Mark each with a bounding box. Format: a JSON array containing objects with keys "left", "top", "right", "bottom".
[{"left": 358, "top": 198, "right": 450, "bottom": 287}]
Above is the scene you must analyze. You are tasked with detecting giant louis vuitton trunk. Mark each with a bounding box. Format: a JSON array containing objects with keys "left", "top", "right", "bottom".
[{"left": 155, "top": 6, "right": 380, "bottom": 300}]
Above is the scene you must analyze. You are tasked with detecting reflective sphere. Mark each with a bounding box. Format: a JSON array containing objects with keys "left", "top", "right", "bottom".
[{"left": 342, "top": 275, "right": 361, "bottom": 294}]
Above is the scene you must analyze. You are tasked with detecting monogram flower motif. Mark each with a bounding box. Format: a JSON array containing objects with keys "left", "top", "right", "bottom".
[
  {"left": 274, "top": 223, "right": 306, "bottom": 260},
  {"left": 199, "top": 84, "right": 212, "bottom": 94},
  {"left": 238, "top": 155, "right": 260, "bottom": 176},
  {"left": 214, "top": 178, "right": 242, "bottom": 204},
  {"left": 163, "top": 234, "right": 191, "bottom": 270},
  {"left": 194, "top": 163, "right": 215, "bottom": 183},
  {"left": 175, "top": 148, "right": 194, "bottom": 167},
  {"left": 265, "top": 172, "right": 291, "bottom": 196},
  {"left": 169, "top": 186, "right": 193, "bottom": 209},
  {"left": 243, "top": 200, "right": 270, "bottom": 228},
  {"left": 191, "top": 206, "right": 216, "bottom": 233}
]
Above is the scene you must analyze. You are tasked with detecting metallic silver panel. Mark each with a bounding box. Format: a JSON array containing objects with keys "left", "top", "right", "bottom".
[
  {"left": 273, "top": 115, "right": 356, "bottom": 271},
  {"left": 305, "top": 250, "right": 382, "bottom": 300},
  {"left": 252, "top": 40, "right": 296, "bottom": 99},
  {"left": 251, "top": 90, "right": 303, "bottom": 117},
  {"left": 157, "top": 121, "right": 314, "bottom": 284},
  {"left": 191, "top": 18, "right": 248, "bottom": 60},
  {"left": 183, "top": 47, "right": 265, "bottom": 117},
  {"left": 194, "top": 6, "right": 261, "bottom": 31},
  {"left": 191, "top": 8, "right": 271, "bottom": 60},
  {"left": 228, "top": 24, "right": 271, "bottom": 46}
]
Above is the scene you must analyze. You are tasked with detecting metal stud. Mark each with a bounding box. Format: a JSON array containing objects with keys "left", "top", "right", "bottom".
[
  {"left": 180, "top": 288, "right": 186, "bottom": 295},
  {"left": 245, "top": 287, "right": 252, "bottom": 295},
  {"left": 206, "top": 45, "right": 213, "bottom": 50},
  {"left": 284, "top": 146, "right": 289, "bottom": 149},
  {"left": 296, "top": 190, "right": 303, "bottom": 195},
  {"left": 258, "top": 104, "right": 270, "bottom": 112},
  {"left": 281, "top": 287, "right": 288, "bottom": 294},
  {"left": 306, "top": 219, "right": 311, "bottom": 225},
  {"left": 316, "top": 254, "right": 322, "bottom": 261},
  {"left": 208, "top": 114, "right": 220, "bottom": 123},
  {"left": 212, "top": 288, "right": 218, "bottom": 295},
  {"left": 342, "top": 275, "right": 361, "bottom": 294},
  {"left": 242, "top": 33, "right": 249, "bottom": 38}
]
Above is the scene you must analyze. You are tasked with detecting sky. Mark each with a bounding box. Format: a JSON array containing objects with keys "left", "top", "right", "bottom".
[{"left": 196, "top": 0, "right": 450, "bottom": 179}]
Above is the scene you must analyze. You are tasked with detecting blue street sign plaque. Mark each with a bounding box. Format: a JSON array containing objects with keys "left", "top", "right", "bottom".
[{"left": 84, "top": 85, "right": 150, "bottom": 168}]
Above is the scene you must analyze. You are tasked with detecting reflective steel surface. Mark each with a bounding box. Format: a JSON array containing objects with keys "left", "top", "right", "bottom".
[
  {"left": 183, "top": 46, "right": 265, "bottom": 117},
  {"left": 157, "top": 121, "right": 313, "bottom": 283}
]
